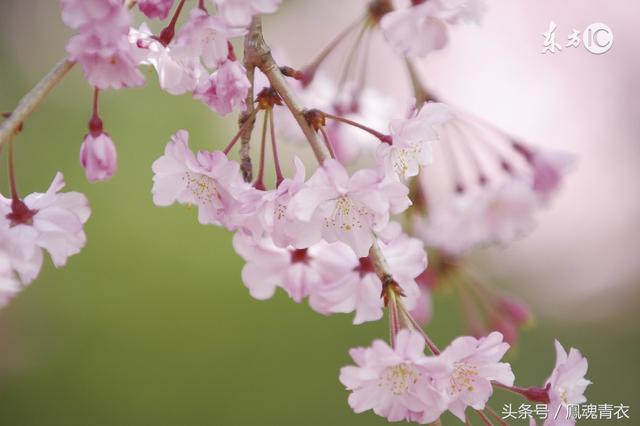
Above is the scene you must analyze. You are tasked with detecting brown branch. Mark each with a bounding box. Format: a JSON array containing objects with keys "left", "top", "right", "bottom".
[
  {"left": 245, "top": 17, "right": 328, "bottom": 163},
  {"left": 0, "top": 59, "right": 75, "bottom": 148}
]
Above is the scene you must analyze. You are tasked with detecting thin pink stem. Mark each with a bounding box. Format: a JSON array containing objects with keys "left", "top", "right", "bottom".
[
  {"left": 253, "top": 111, "right": 269, "bottom": 190},
  {"left": 323, "top": 112, "right": 391, "bottom": 143},
  {"left": 476, "top": 410, "right": 494, "bottom": 426},
  {"left": 397, "top": 302, "right": 441, "bottom": 355},
  {"left": 223, "top": 109, "right": 258, "bottom": 155},
  {"left": 7, "top": 139, "right": 19, "bottom": 201},
  {"left": 301, "top": 16, "right": 365, "bottom": 85},
  {"left": 318, "top": 126, "right": 336, "bottom": 159},
  {"left": 268, "top": 108, "right": 284, "bottom": 187}
]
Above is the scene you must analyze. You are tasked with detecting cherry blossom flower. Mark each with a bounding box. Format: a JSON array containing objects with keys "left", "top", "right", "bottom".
[
  {"left": 435, "top": 331, "right": 514, "bottom": 422},
  {"left": 233, "top": 233, "right": 328, "bottom": 302},
  {"left": 236, "top": 157, "right": 317, "bottom": 248},
  {"left": 0, "top": 250, "right": 21, "bottom": 308},
  {"left": 172, "top": 9, "right": 244, "bottom": 69},
  {"left": 213, "top": 0, "right": 282, "bottom": 27},
  {"left": 378, "top": 102, "right": 451, "bottom": 180},
  {"left": 310, "top": 222, "right": 424, "bottom": 324},
  {"left": 131, "top": 24, "right": 207, "bottom": 95},
  {"left": 67, "top": 33, "right": 145, "bottom": 90},
  {"left": 416, "top": 180, "right": 538, "bottom": 254},
  {"left": 529, "top": 148, "right": 576, "bottom": 203},
  {"left": 80, "top": 131, "right": 117, "bottom": 182},
  {"left": 151, "top": 130, "right": 249, "bottom": 228},
  {"left": 138, "top": 0, "right": 175, "bottom": 20},
  {"left": 61, "top": 0, "right": 144, "bottom": 89},
  {"left": 288, "top": 159, "right": 409, "bottom": 257},
  {"left": 1, "top": 173, "right": 91, "bottom": 274},
  {"left": 194, "top": 60, "right": 251, "bottom": 116},
  {"left": 542, "top": 341, "right": 591, "bottom": 425},
  {"left": 380, "top": 0, "right": 483, "bottom": 57},
  {"left": 339, "top": 330, "right": 448, "bottom": 423}
]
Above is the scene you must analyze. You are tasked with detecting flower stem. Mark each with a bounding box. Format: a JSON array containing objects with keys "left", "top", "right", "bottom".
[
  {"left": 7, "top": 138, "right": 19, "bottom": 201},
  {"left": 301, "top": 16, "right": 365, "bottom": 86},
  {"left": 322, "top": 112, "right": 391, "bottom": 143},
  {"left": 318, "top": 126, "right": 336, "bottom": 159},
  {"left": 223, "top": 108, "right": 258, "bottom": 155},
  {"left": 397, "top": 302, "right": 441, "bottom": 355},
  {"left": 268, "top": 107, "right": 284, "bottom": 187},
  {"left": 253, "top": 110, "right": 269, "bottom": 190}
]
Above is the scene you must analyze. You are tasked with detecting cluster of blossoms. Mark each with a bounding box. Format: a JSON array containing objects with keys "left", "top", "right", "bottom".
[{"left": 0, "top": 0, "right": 592, "bottom": 424}]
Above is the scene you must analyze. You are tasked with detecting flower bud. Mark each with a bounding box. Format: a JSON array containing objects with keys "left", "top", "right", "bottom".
[{"left": 80, "top": 132, "right": 117, "bottom": 182}]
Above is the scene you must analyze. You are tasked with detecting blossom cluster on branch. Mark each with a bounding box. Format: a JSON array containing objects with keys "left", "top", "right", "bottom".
[{"left": 0, "top": 0, "right": 590, "bottom": 424}]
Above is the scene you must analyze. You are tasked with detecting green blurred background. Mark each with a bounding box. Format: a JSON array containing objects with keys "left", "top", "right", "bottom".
[{"left": 0, "top": 1, "right": 639, "bottom": 425}]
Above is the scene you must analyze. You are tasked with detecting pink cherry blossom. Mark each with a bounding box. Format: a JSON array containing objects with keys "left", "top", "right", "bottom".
[
  {"left": 380, "top": 0, "right": 483, "bottom": 57},
  {"left": 194, "top": 60, "right": 251, "bottom": 116},
  {"left": 416, "top": 179, "right": 538, "bottom": 254},
  {"left": 1, "top": 173, "right": 91, "bottom": 272},
  {"left": 61, "top": 0, "right": 144, "bottom": 90},
  {"left": 0, "top": 216, "right": 43, "bottom": 285},
  {"left": 80, "top": 132, "right": 117, "bottom": 182},
  {"left": 172, "top": 9, "right": 244, "bottom": 69},
  {"left": 310, "top": 222, "right": 424, "bottom": 324},
  {"left": 130, "top": 24, "right": 207, "bottom": 95},
  {"left": 138, "top": 0, "right": 175, "bottom": 20},
  {"left": 378, "top": 102, "right": 451, "bottom": 180},
  {"left": 233, "top": 233, "right": 328, "bottom": 302},
  {"left": 151, "top": 130, "right": 249, "bottom": 228},
  {"left": 67, "top": 33, "right": 145, "bottom": 90},
  {"left": 236, "top": 157, "right": 319, "bottom": 248},
  {"left": 60, "top": 0, "right": 130, "bottom": 40},
  {"left": 0, "top": 250, "right": 21, "bottom": 308},
  {"left": 435, "top": 331, "right": 514, "bottom": 422},
  {"left": 529, "top": 148, "right": 576, "bottom": 203},
  {"left": 540, "top": 341, "right": 591, "bottom": 425},
  {"left": 213, "top": 0, "right": 282, "bottom": 27},
  {"left": 288, "top": 159, "right": 409, "bottom": 257},
  {"left": 339, "top": 330, "right": 448, "bottom": 423}
]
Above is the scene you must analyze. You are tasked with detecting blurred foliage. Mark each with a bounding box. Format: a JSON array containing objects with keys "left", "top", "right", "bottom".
[{"left": 0, "top": 13, "right": 639, "bottom": 426}]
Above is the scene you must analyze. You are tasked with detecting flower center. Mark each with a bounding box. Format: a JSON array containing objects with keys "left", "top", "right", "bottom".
[
  {"left": 379, "top": 363, "right": 420, "bottom": 396},
  {"left": 392, "top": 145, "right": 422, "bottom": 177},
  {"left": 183, "top": 171, "right": 220, "bottom": 205},
  {"left": 325, "top": 196, "right": 368, "bottom": 231},
  {"left": 449, "top": 361, "right": 479, "bottom": 395}
]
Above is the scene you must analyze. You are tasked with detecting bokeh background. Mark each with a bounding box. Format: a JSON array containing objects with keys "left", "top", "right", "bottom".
[{"left": 1, "top": 0, "right": 639, "bottom": 425}]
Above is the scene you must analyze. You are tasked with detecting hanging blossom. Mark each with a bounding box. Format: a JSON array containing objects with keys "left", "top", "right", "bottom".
[
  {"left": 380, "top": 0, "right": 484, "bottom": 57},
  {"left": 194, "top": 58, "right": 251, "bottom": 116},
  {"left": 0, "top": 173, "right": 91, "bottom": 285},
  {"left": 542, "top": 341, "right": 591, "bottom": 425},
  {"left": 0, "top": 232, "right": 23, "bottom": 308},
  {"left": 377, "top": 102, "right": 452, "bottom": 180},
  {"left": 513, "top": 144, "right": 577, "bottom": 203},
  {"left": 234, "top": 222, "right": 425, "bottom": 325},
  {"left": 288, "top": 159, "right": 410, "bottom": 257},
  {"left": 415, "top": 179, "right": 539, "bottom": 255},
  {"left": 234, "top": 157, "right": 316, "bottom": 248},
  {"left": 339, "top": 330, "right": 448, "bottom": 423},
  {"left": 151, "top": 130, "right": 249, "bottom": 228},
  {"left": 309, "top": 222, "right": 424, "bottom": 324},
  {"left": 61, "top": 0, "right": 144, "bottom": 89},
  {"left": 80, "top": 131, "right": 117, "bottom": 182},
  {"left": 138, "top": 0, "right": 175, "bottom": 20},
  {"left": 212, "top": 0, "right": 282, "bottom": 27},
  {"left": 435, "top": 331, "right": 515, "bottom": 422}
]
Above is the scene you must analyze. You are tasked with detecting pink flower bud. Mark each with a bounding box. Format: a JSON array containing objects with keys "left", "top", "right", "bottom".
[
  {"left": 80, "top": 132, "right": 117, "bottom": 182},
  {"left": 497, "top": 296, "right": 532, "bottom": 326}
]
